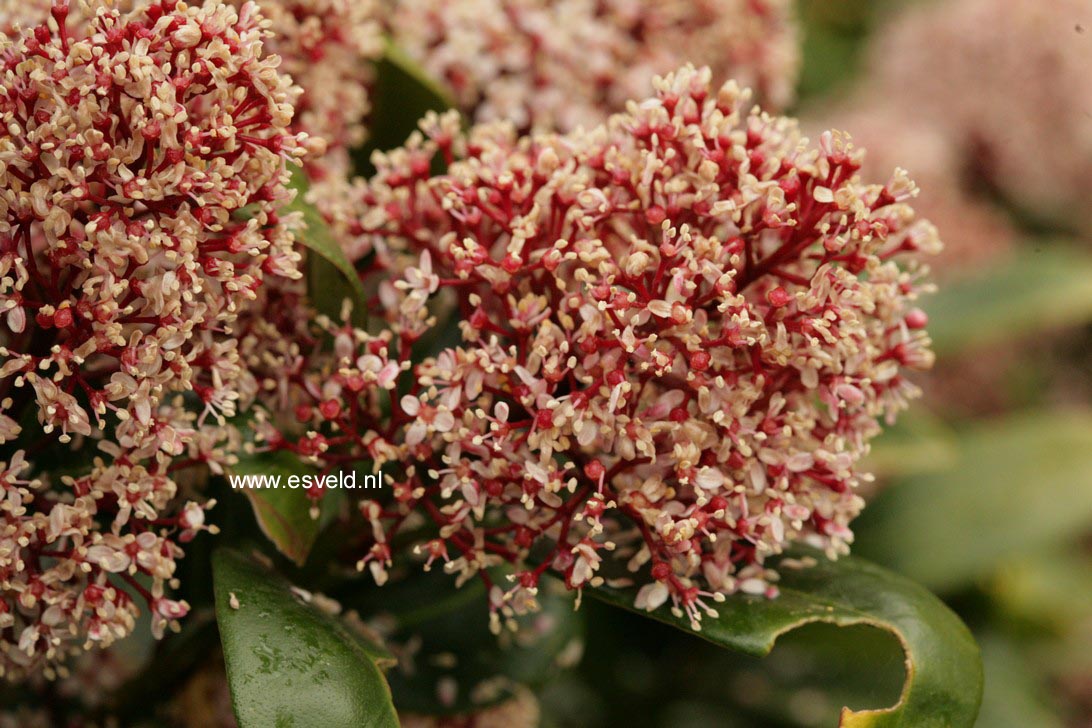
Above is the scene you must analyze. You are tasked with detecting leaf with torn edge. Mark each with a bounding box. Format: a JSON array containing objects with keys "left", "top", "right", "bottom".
[{"left": 589, "top": 551, "right": 982, "bottom": 727}]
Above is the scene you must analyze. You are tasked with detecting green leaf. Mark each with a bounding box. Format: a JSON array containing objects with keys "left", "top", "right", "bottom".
[
  {"left": 974, "top": 635, "right": 1065, "bottom": 728},
  {"left": 231, "top": 449, "right": 340, "bottom": 566},
  {"left": 589, "top": 551, "right": 983, "bottom": 728},
  {"left": 926, "top": 245, "right": 1092, "bottom": 356},
  {"left": 864, "top": 408, "right": 959, "bottom": 478},
  {"left": 286, "top": 167, "right": 369, "bottom": 323},
  {"left": 212, "top": 548, "right": 398, "bottom": 728},
  {"left": 988, "top": 550, "right": 1092, "bottom": 634},
  {"left": 354, "top": 41, "right": 456, "bottom": 175},
  {"left": 853, "top": 411, "right": 1092, "bottom": 591}
]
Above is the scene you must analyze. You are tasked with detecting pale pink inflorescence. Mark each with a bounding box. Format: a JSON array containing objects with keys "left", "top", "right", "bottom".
[
  {"left": 0, "top": 0, "right": 305, "bottom": 677},
  {"left": 262, "top": 66, "right": 938, "bottom": 629},
  {"left": 866, "top": 0, "right": 1092, "bottom": 234},
  {"left": 388, "top": 0, "right": 799, "bottom": 132}
]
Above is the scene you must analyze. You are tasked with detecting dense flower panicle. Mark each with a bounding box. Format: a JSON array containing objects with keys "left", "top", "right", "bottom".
[
  {"left": 867, "top": 0, "right": 1092, "bottom": 234},
  {"left": 1, "top": 0, "right": 381, "bottom": 167},
  {"left": 388, "top": 0, "right": 798, "bottom": 131},
  {"left": 0, "top": 0, "right": 305, "bottom": 678},
  {"left": 265, "top": 66, "right": 938, "bottom": 629}
]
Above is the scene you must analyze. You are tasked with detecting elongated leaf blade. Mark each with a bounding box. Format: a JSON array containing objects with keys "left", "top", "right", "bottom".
[
  {"left": 354, "top": 41, "right": 456, "bottom": 174},
  {"left": 287, "top": 168, "right": 369, "bottom": 323},
  {"left": 927, "top": 245, "right": 1092, "bottom": 356},
  {"left": 231, "top": 449, "right": 339, "bottom": 567}
]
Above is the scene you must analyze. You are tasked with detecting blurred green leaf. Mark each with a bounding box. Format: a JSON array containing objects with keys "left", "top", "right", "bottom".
[
  {"left": 865, "top": 409, "right": 959, "bottom": 478},
  {"left": 989, "top": 551, "right": 1092, "bottom": 634},
  {"left": 590, "top": 551, "right": 983, "bottom": 727},
  {"left": 231, "top": 449, "right": 340, "bottom": 566},
  {"left": 213, "top": 548, "right": 398, "bottom": 728},
  {"left": 355, "top": 40, "right": 456, "bottom": 175},
  {"left": 794, "top": 0, "right": 880, "bottom": 104},
  {"left": 974, "top": 634, "right": 1065, "bottom": 728},
  {"left": 286, "top": 167, "right": 368, "bottom": 324},
  {"left": 854, "top": 411, "right": 1092, "bottom": 591},
  {"left": 927, "top": 246, "right": 1092, "bottom": 356}
]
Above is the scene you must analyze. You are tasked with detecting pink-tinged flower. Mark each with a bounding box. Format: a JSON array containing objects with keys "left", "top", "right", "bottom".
[
  {"left": 0, "top": 0, "right": 306, "bottom": 441},
  {"left": 388, "top": 0, "right": 798, "bottom": 131},
  {"left": 0, "top": 0, "right": 304, "bottom": 679},
  {"left": 288, "top": 65, "right": 938, "bottom": 629},
  {"left": 865, "top": 0, "right": 1092, "bottom": 234}
]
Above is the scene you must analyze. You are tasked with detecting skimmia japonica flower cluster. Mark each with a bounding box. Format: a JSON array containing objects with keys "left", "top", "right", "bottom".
[
  {"left": 0, "top": 0, "right": 306, "bottom": 677},
  {"left": 388, "top": 0, "right": 798, "bottom": 131},
  {"left": 258, "top": 66, "right": 939, "bottom": 631}
]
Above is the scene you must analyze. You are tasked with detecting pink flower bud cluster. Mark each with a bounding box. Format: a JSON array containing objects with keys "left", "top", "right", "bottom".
[
  {"left": 268, "top": 66, "right": 939, "bottom": 629},
  {"left": 0, "top": 0, "right": 305, "bottom": 677},
  {"left": 388, "top": 0, "right": 798, "bottom": 131}
]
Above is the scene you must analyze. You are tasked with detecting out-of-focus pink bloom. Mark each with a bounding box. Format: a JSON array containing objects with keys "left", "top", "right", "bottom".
[
  {"left": 866, "top": 0, "right": 1092, "bottom": 234},
  {"left": 388, "top": 0, "right": 799, "bottom": 131}
]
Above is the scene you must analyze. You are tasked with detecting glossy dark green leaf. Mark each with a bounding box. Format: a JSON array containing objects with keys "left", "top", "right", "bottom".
[
  {"left": 926, "top": 245, "right": 1092, "bottom": 356},
  {"left": 212, "top": 549, "right": 398, "bottom": 728},
  {"left": 286, "top": 167, "right": 369, "bottom": 324},
  {"left": 853, "top": 411, "right": 1092, "bottom": 591},
  {"left": 231, "top": 449, "right": 340, "bottom": 566},
  {"left": 590, "top": 551, "right": 982, "bottom": 727}
]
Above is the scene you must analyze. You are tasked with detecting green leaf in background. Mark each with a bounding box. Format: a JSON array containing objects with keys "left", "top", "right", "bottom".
[
  {"left": 926, "top": 245, "right": 1092, "bottom": 357},
  {"left": 341, "top": 568, "right": 583, "bottom": 716},
  {"left": 852, "top": 411, "right": 1092, "bottom": 592},
  {"left": 590, "top": 551, "right": 983, "bottom": 728},
  {"left": 355, "top": 40, "right": 456, "bottom": 175},
  {"left": 974, "top": 634, "right": 1065, "bottom": 728},
  {"left": 286, "top": 167, "right": 369, "bottom": 324},
  {"left": 231, "top": 449, "right": 341, "bottom": 566},
  {"left": 988, "top": 550, "right": 1092, "bottom": 634},
  {"left": 864, "top": 408, "right": 959, "bottom": 478},
  {"left": 212, "top": 548, "right": 398, "bottom": 728}
]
